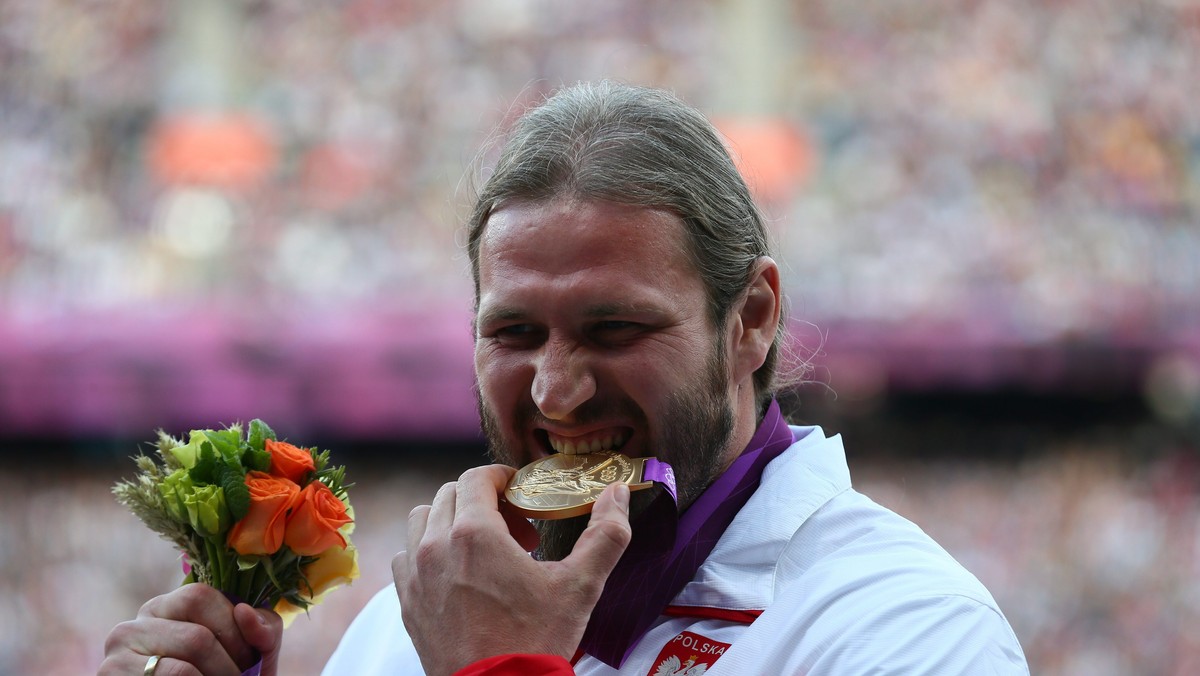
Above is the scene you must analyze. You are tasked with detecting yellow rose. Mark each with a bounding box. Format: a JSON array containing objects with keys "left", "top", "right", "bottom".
[
  {"left": 273, "top": 597, "right": 306, "bottom": 629},
  {"left": 301, "top": 543, "right": 360, "bottom": 602},
  {"left": 273, "top": 544, "right": 359, "bottom": 628}
]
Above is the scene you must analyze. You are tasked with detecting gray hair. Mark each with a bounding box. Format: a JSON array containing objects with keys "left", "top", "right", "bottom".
[{"left": 467, "top": 81, "right": 782, "bottom": 407}]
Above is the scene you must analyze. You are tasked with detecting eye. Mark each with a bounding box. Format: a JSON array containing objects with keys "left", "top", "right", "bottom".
[
  {"left": 594, "top": 320, "right": 634, "bottom": 331},
  {"left": 491, "top": 323, "right": 544, "bottom": 346},
  {"left": 590, "top": 320, "right": 642, "bottom": 342}
]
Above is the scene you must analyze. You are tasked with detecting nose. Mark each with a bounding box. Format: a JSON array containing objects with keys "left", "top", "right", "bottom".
[{"left": 531, "top": 338, "right": 596, "bottom": 420}]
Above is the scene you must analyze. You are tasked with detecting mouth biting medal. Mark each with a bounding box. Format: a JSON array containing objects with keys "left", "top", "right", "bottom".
[{"left": 504, "top": 452, "right": 677, "bottom": 520}]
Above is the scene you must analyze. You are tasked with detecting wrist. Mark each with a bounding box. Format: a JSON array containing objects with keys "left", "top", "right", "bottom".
[{"left": 452, "top": 653, "right": 573, "bottom": 676}]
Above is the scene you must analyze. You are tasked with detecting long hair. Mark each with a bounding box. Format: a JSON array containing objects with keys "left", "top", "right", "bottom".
[{"left": 466, "top": 81, "right": 782, "bottom": 406}]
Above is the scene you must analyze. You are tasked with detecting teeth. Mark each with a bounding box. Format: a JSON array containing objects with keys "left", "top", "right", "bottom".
[{"left": 551, "top": 433, "right": 627, "bottom": 455}]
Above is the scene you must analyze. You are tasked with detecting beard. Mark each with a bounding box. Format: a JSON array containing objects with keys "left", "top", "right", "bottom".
[{"left": 478, "top": 349, "right": 735, "bottom": 561}]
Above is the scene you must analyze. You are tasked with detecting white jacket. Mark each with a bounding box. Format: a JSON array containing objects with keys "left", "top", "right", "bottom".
[{"left": 323, "top": 426, "right": 1029, "bottom": 675}]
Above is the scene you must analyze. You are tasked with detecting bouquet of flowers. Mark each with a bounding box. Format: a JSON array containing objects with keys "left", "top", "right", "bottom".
[{"left": 113, "top": 419, "right": 358, "bottom": 625}]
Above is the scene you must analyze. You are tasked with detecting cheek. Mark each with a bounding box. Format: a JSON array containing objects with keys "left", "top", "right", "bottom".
[
  {"left": 617, "top": 349, "right": 703, "bottom": 396},
  {"left": 475, "top": 348, "right": 529, "bottom": 408}
]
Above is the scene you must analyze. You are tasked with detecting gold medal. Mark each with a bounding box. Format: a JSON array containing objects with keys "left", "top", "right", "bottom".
[{"left": 504, "top": 452, "right": 659, "bottom": 520}]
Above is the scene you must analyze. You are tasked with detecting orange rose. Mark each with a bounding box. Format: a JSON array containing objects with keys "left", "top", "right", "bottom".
[
  {"left": 266, "top": 439, "right": 315, "bottom": 484},
  {"left": 227, "top": 471, "right": 301, "bottom": 555},
  {"left": 284, "top": 481, "right": 352, "bottom": 556}
]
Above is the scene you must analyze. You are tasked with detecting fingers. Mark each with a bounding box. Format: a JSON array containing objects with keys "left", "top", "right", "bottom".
[
  {"left": 500, "top": 504, "right": 541, "bottom": 553},
  {"left": 426, "top": 480, "right": 458, "bottom": 537},
  {"left": 98, "top": 650, "right": 205, "bottom": 676},
  {"left": 406, "top": 503, "right": 431, "bottom": 555},
  {"left": 233, "top": 605, "right": 283, "bottom": 676},
  {"left": 393, "top": 502, "right": 431, "bottom": 589},
  {"left": 395, "top": 465, "right": 526, "bottom": 592},
  {"left": 102, "top": 586, "right": 246, "bottom": 675},
  {"left": 564, "top": 483, "right": 632, "bottom": 579},
  {"left": 150, "top": 657, "right": 204, "bottom": 676},
  {"left": 454, "top": 464, "right": 515, "bottom": 517},
  {"left": 406, "top": 481, "right": 454, "bottom": 578},
  {"left": 394, "top": 476, "right": 451, "bottom": 593},
  {"left": 104, "top": 617, "right": 228, "bottom": 672},
  {"left": 389, "top": 465, "right": 629, "bottom": 670},
  {"left": 138, "top": 584, "right": 260, "bottom": 670}
]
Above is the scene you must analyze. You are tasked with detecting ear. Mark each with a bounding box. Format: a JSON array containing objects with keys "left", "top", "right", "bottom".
[{"left": 727, "top": 256, "right": 782, "bottom": 384}]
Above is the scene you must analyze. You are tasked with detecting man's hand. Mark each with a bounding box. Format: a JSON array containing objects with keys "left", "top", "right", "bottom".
[
  {"left": 393, "top": 464, "right": 632, "bottom": 676},
  {"left": 99, "top": 583, "right": 283, "bottom": 675}
]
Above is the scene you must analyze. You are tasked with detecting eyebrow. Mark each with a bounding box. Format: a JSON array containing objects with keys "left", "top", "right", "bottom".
[
  {"left": 474, "top": 307, "right": 526, "bottom": 329},
  {"left": 475, "top": 302, "right": 657, "bottom": 327},
  {"left": 581, "top": 302, "right": 658, "bottom": 318}
]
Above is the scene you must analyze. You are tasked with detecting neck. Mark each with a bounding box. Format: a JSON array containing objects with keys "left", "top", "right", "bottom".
[{"left": 717, "top": 384, "right": 765, "bottom": 474}]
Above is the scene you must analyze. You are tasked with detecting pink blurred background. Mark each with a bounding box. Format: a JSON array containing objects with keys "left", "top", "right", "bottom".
[{"left": 1, "top": 1, "right": 1198, "bottom": 673}]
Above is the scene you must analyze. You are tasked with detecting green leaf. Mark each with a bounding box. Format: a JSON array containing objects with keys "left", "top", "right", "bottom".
[
  {"left": 221, "top": 463, "right": 251, "bottom": 521},
  {"left": 282, "top": 589, "right": 311, "bottom": 611},
  {"left": 205, "top": 428, "right": 242, "bottom": 462},
  {"left": 237, "top": 555, "right": 264, "bottom": 572},
  {"left": 261, "top": 554, "right": 286, "bottom": 592},
  {"left": 312, "top": 448, "right": 331, "bottom": 473},
  {"left": 242, "top": 446, "right": 271, "bottom": 473},
  {"left": 189, "top": 442, "right": 220, "bottom": 485},
  {"left": 317, "top": 464, "right": 352, "bottom": 499},
  {"left": 248, "top": 419, "right": 276, "bottom": 452}
]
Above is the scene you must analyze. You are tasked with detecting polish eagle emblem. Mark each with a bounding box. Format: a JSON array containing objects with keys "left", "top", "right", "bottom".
[{"left": 652, "top": 654, "right": 708, "bottom": 676}]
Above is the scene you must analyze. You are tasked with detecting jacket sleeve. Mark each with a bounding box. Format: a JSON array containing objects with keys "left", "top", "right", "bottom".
[{"left": 452, "top": 654, "right": 574, "bottom": 676}]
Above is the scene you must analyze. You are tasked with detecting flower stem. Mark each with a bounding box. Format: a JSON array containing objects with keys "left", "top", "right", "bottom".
[
  {"left": 250, "top": 561, "right": 270, "bottom": 607},
  {"left": 237, "top": 559, "right": 250, "bottom": 603},
  {"left": 206, "top": 538, "right": 227, "bottom": 591}
]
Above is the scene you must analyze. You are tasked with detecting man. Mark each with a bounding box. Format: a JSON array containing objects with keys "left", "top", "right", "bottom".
[{"left": 102, "top": 82, "right": 1028, "bottom": 675}]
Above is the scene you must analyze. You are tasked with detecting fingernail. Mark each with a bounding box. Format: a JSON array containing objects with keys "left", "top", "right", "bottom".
[{"left": 615, "top": 483, "right": 630, "bottom": 509}]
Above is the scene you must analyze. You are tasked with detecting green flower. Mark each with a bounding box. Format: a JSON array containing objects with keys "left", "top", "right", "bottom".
[
  {"left": 168, "top": 430, "right": 213, "bottom": 469},
  {"left": 184, "top": 484, "right": 231, "bottom": 538},
  {"left": 159, "top": 469, "right": 195, "bottom": 523}
]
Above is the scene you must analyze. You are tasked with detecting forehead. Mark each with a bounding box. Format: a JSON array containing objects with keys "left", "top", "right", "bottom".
[
  {"left": 477, "top": 198, "right": 700, "bottom": 298},
  {"left": 477, "top": 199, "right": 696, "bottom": 282}
]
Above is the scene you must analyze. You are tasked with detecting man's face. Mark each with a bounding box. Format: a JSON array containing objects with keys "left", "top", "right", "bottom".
[{"left": 473, "top": 197, "right": 740, "bottom": 525}]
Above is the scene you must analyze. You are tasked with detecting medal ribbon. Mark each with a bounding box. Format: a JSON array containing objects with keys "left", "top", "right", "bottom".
[{"left": 578, "top": 399, "right": 794, "bottom": 668}]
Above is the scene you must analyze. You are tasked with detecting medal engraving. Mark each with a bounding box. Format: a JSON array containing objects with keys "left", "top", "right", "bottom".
[{"left": 504, "top": 452, "right": 654, "bottom": 519}]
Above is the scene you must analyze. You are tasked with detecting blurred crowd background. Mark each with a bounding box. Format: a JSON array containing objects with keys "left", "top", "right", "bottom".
[{"left": 1, "top": 0, "right": 1198, "bottom": 674}]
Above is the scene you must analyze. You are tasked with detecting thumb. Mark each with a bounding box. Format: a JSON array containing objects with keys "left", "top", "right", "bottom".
[
  {"left": 234, "top": 604, "right": 284, "bottom": 675},
  {"left": 564, "top": 483, "right": 632, "bottom": 579}
]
